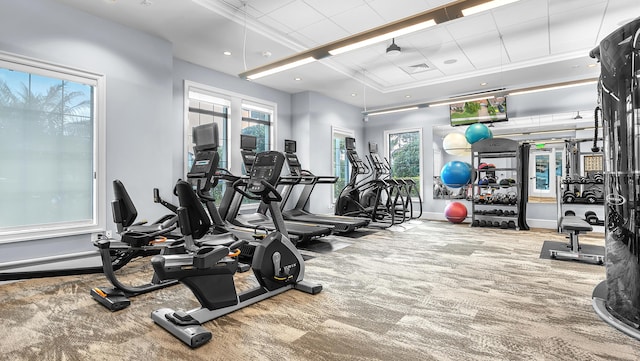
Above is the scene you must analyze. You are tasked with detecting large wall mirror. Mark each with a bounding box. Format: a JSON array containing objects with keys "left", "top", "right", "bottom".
[{"left": 433, "top": 110, "right": 602, "bottom": 203}]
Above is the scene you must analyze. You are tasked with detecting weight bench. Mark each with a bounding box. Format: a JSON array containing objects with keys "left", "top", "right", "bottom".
[{"left": 549, "top": 216, "right": 604, "bottom": 264}]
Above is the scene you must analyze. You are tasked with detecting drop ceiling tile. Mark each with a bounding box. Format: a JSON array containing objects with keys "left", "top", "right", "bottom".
[
  {"left": 266, "top": 1, "right": 326, "bottom": 32},
  {"left": 456, "top": 29, "right": 505, "bottom": 70},
  {"left": 492, "top": 0, "right": 547, "bottom": 29},
  {"left": 500, "top": 17, "right": 549, "bottom": 62},
  {"left": 409, "top": 68, "right": 445, "bottom": 81},
  {"left": 370, "top": 64, "right": 417, "bottom": 86},
  {"left": 247, "top": 0, "right": 297, "bottom": 15},
  {"left": 421, "top": 40, "right": 475, "bottom": 75},
  {"left": 401, "top": 26, "right": 455, "bottom": 53},
  {"left": 596, "top": 0, "right": 640, "bottom": 41},
  {"left": 366, "top": 0, "right": 433, "bottom": 23},
  {"left": 331, "top": 4, "right": 387, "bottom": 34},
  {"left": 257, "top": 14, "right": 295, "bottom": 35},
  {"left": 445, "top": 13, "right": 497, "bottom": 39},
  {"left": 296, "top": 18, "right": 351, "bottom": 45},
  {"left": 549, "top": 2, "right": 607, "bottom": 53},
  {"left": 548, "top": 0, "right": 607, "bottom": 15},
  {"left": 302, "top": 0, "right": 366, "bottom": 17}
]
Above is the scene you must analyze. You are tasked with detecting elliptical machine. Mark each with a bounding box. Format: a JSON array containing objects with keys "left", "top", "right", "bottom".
[
  {"left": 334, "top": 137, "right": 395, "bottom": 227},
  {"left": 150, "top": 150, "right": 322, "bottom": 348}
]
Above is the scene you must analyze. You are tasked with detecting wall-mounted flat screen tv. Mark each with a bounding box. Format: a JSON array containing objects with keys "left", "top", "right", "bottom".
[{"left": 450, "top": 96, "right": 508, "bottom": 126}]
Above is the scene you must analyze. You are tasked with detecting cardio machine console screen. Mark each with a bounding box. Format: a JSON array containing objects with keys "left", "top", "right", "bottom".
[{"left": 248, "top": 151, "right": 284, "bottom": 192}]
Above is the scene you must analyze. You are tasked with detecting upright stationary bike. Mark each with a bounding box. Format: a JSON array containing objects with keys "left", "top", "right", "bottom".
[{"left": 150, "top": 150, "right": 322, "bottom": 348}]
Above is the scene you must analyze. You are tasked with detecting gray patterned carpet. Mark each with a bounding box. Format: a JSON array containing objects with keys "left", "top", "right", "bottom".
[{"left": 0, "top": 220, "right": 638, "bottom": 360}]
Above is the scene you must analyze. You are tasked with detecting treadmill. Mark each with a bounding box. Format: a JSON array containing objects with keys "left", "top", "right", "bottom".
[
  {"left": 224, "top": 135, "right": 333, "bottom": 243},
  {"left": 280, "top": 139, "right": 370, "bottom": 233}
]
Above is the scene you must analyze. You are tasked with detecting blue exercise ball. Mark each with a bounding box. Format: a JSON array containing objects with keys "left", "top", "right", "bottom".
[
  {"left": 465, "top": 123, "right": 493, "bottom": 144},
  {"left": 440, "top": 161, "right": 472, "bottom": 188}
]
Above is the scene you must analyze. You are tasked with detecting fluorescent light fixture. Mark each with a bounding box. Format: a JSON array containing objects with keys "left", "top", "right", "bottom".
[
  {"left": 430, "top": 95, "right": 495, "bottom": 107},
  {"left": 462, "top": 0, "right": 519, "bottom": 16},
  {"left": 246, "top": 57, "right": 315, "bottom": 80},
  {"left": 367, "top": 106, "right": 419, "bottom": 116},
  {"left": 239, "top": 0, "right": 524, "bottom": 80},
  {"left": 329, "top": 20, "right": 436, "bottom": 55},
  {"left": 508, "top": 79, "right": 597, "bottom": 96}
]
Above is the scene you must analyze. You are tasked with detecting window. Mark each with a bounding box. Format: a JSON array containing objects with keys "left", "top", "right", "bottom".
[
  {"left": 184, "top": 81, "right": 276, "bottom": 207},
  {"left": 385, "top": 128, "right": 423, "bottom": 198},
  {"left": 241, "top": 102, "right": 272, "bottom": 153},
  {"left": 186, "top": 90, "right": 229, "bottom": 170},
  {"left": 186, "top": 88, "right": 230, "bottom": 204},
  {"left": 0, "top": 53, "right": 105, "bottom": 241},
  {"left": 331, "top": 127, "right": 354, "bottom": 202}
]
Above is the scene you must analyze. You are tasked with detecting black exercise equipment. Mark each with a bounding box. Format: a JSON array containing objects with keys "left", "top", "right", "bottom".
[
  {"left": 91, "top": 123, "right": 248, "bottom": 311},
  {"left": 226, "top": 135, "right": 333, "bottom": 242},
  {"left": 591, "top": 18, "right": 640, "bottom": 339},
  {"left": 334, "top": 137, "right": 396, "bottom": 227},
  {"left": 279, "top": 139, "right": 370, "bottom": 233},
  {"left": 150, "top": 151, "right": 322, "bottom": 348},
  {"left": 548, "top": 216, "right": 603, "bottom": 264}
]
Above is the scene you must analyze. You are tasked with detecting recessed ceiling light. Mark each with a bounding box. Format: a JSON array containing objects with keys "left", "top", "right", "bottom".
[
  {"left": 480, "top": 82, "right": 488, "bottom": 86},
  {"left": 223, "top": 51, "right": 232, "bottom": 56},
  {"left": 351, "top": 93, "right": 357, "bottom": 97},
  {"left": 587, "top": 63, "right": 597, "bottom": 68},
  {"left": 444, "top": 59, "right": 457, "bottom": 65},
  {"left": 405, "top": 95, "right": 411, "bottom": 98},
  {"left": 294, "top": 77, "right": 302, "bottom": 81}
]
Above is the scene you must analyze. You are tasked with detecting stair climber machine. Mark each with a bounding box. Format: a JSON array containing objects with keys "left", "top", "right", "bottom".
[
  {"left": 280, "top": 139, "right": 370, "bottom": 233},
  {"left": 368, "top": 142, "right": 422, "bottom": 220},
  {"left": 335, "top": 137, "right": 396, "bottom": 228},
  {"left": 226, "top": 134, "right": 333, "bottom": 242},
  {"left": 590, "top": 16, "right": 640, "bottom": 340},
  {"left": 150, "top": 150, "right": 322, "bottom": 348},
  {"left": 91, "top": 122, "right": 247, "bottom": 311},
  {"left": 366, "top": 142, "right": 409, "bottom": 224}
]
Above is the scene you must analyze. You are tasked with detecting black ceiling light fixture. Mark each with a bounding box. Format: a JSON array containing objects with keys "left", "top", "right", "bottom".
[
  {"left": 574, "top": 111, "right": 583, "bottom": 119},
  {"left": 386, "top": 38, "right": 401, "bottom": 56}
]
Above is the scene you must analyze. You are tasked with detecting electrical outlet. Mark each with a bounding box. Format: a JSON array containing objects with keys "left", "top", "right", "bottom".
[{"left": 105, "top": 230, "right": 113, "bottom": 238}]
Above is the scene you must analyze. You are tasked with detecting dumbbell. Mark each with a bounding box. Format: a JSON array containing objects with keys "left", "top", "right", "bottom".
[
  {"left": 508, "top": 220, "right": 516, "bottom": 229},
  {"left": 500, "top": 221, "right": 509, "bottom": 229},
  {"left": 472, "top": 219, "right": 480, "bottom": 227},
  {"left": 593, "top": 172, "right": 604, "bottom": 183},
  {"left": 565, "top": 210, "right": 576, "bottom": 217},
  {"left": 563, "top": 191, "right": 576, "bottom": 203},
  {"left": 585, "top": 211, "right": 599, "bottom": 225},
  {"left": 479, "top": 220, "right": 487, "bottom": 227},
  {"left": 493, "top": 221, "right": 501, "bottom": 227}
]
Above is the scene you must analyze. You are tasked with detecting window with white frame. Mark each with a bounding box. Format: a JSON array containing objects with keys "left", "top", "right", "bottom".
[
  {"left": 331, "top": 127, "right": 354, "bottom": 202},
  {"left": 186, "top": 88, "right": 230, "bottom": 204},
  {"left": 241, "top": 102, "right": 272, "bottom": 153},
  {"left": 184, "top": 81, "right": 276, "bottom": 206},
  {"left": 0, "top": 53, "right": 105, "bottom": 241},
  {"left": 385, "top": 128, "right": 423, "bottom": 198}
]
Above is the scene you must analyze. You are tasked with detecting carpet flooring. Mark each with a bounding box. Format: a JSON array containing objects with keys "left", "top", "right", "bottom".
[{"left": 0, "top": 220, "right": 638, "bottom": 361}]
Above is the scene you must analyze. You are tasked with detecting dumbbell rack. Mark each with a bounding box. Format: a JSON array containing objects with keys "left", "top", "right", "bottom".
[
  {"left": 556, "top": 138, "right": 605, "bottom": 232},
  {"left": 470, "top": 138, "right": 529, "bottom": 230}
]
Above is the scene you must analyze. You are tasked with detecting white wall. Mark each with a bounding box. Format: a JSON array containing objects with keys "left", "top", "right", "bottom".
[
  {"left": 0, "top": 0, "right": 175, "bottom": 260},
  {"left": 291, "top": 91, "right": 365, "bottom": 214}
]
